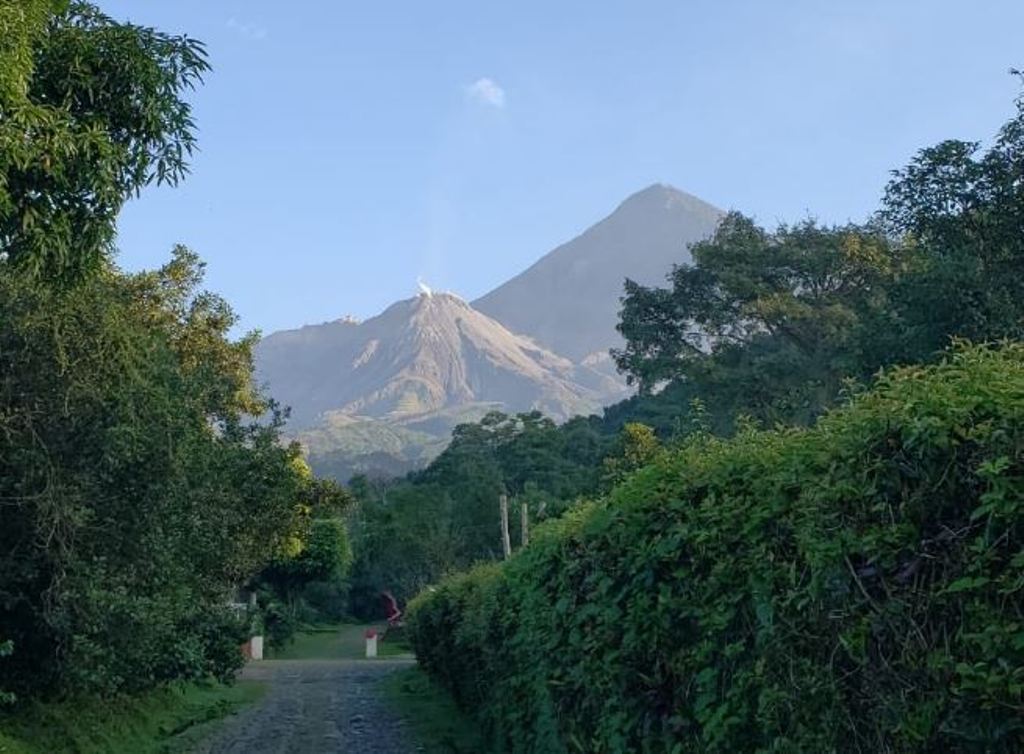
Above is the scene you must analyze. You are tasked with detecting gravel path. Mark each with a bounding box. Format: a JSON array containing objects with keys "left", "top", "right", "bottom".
[{"left": 194, "top": 658, "right": 420, "bottom": 754}]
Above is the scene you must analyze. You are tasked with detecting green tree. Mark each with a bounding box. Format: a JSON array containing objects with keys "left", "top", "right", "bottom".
[
  {"left": 0, "top": 251, "right": 305, "bottom": 697},
  {"left": 616, "top": 216, "right": 896, "bottom": 387},
  {"left": 0, "top": 0, "right": 351, "bottom": 700},
  {"left": 0, "top": 1, "right": 65, "bottom": 102},
  {"left": 880, "top": 83, "right": 1024, "bottom": 350},
  {"left": 614, "top": 215, "right": 903, "bottom": 426},
  {"left": 254, "top": 469, "right": 357, "bottom": 639},
  {"left": 259, "top": 519, "right": 354, "bottom": 603},
  {"left": 614, "top": 83, "right": 1024, "bottom": 436},
  {"left": 346, "top": 479, "right": 463, "bottom": 618},
  {"left": 1, "top": 2, "right": 208, "bottom": 282}
]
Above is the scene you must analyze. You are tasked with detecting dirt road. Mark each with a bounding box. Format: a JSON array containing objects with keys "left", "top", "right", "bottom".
[{"left": 193, "top": 657, "right": 419, "bottom": 754}]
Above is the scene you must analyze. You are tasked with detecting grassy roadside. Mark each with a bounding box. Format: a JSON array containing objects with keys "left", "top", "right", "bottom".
[
  {"left": 0, "top": 680, "right": 265, "bottom": 754},
  {"left": 267, "top": 623, "right": 414, "bottom": 660},
  {"left": 384, "top": 667, "right": 489, "bottom": 753}
]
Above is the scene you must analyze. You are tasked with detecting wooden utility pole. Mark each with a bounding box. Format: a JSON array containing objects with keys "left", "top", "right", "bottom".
[
  {"left": 499, "top": 493, "right": 512, "bottom": 559},
  {"left": 521, "top": 502, "right": 529, "bottom": 547}
]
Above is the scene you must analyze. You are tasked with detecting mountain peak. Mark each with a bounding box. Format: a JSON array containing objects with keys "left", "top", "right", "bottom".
[
  {"left": 617, "top": 183, "right": 721, "bottom": 216},
  {"left": 256, "top": 290, "right": 619, "bottom": 432},
  {"left": 473, "top": 185, "right": 724, "bottom": 361},
  {"left": 255, "top": 184, "right": 727, "bottom": 480},
  {"left": 626, "top": 181, "right": 681, "bottom": 199},
  {"left": 412, "top": 290, "right": 467, "bottom": 307}
]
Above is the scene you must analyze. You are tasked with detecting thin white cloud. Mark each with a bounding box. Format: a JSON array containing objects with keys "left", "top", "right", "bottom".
[
  {"left": 227, "top": 17, "right": 268, "bottom": 42},
  {"left": 465, "top": 78, "right": 506, "bottom": 108}
]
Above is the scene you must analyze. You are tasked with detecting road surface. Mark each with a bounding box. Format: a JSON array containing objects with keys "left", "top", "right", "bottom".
[{"left": 194, "top": 657, "right": 420, "bottom": 754}]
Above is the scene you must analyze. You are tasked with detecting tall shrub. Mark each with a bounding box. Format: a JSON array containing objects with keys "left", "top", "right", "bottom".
[
  {"left": 0, "top": 251, "right": 304, "bottom": 697},
  {"left": 409, "top": 343, "right": 1024, "bottom": 753}
]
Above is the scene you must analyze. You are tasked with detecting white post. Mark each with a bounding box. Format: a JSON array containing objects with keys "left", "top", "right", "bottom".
[
  {"left": 365, "top": 629, "right": 378, "bottom": 658},
  {"left": 250, "top": 635, "right": 264, "bottom": 661}
]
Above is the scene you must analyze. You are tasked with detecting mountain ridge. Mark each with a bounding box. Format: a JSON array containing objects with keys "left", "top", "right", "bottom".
[
  {"left": 255, "top": 290, "right": 624, "bottom": 433},
  {"left": 255, "top": 183, "right": 723, "bottom": 480},
  {"left": 473, "top": 183, "right": 724, "bottom": 361}
]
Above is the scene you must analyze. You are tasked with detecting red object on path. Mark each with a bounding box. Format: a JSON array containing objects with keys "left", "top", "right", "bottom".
[
  {"left": 381, "top": 591, "right": 403, "bottom": 627},
  {"left": 364, "top": 628, "right": 378, "bottom": 639}
]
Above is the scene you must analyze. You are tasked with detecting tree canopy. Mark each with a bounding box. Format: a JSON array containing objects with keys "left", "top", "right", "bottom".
[{"left": 0, "top": 1, "right": 207, "bottom": 283}]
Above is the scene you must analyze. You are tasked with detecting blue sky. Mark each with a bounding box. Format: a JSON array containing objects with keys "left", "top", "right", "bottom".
[{"left": 103, "top": 0, "right": 1024, "bottom": 336}]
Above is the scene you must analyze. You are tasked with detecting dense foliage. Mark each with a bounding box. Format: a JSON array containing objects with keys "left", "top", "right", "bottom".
[
  {"left": 1, "top": 2, "right": 207, "bottom": 283},
  {"left": 346, "top": 411, "right": 618, "bottom": 614},
  {"left": 0, "top": 3, "right": 321, "bottom": 701},
  {"left": 409, "top": 344, "right": 1024, "bottom": 753},
  {"left": 0, "top": 250, "right": 306, "bottom": 698},
  {"left": 614, "top": 216, "right": 899, "bottom": 409},
  {"left": 403, "top": 88, "right": 1024, "bottom": 751},
  {"left": 254, "top": 469, "right": 357, "bottom": 645}
]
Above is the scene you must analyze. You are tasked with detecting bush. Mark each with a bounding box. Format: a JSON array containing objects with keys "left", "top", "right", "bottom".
[
  {"left": 254, "top": 516, "right": 355, "bottom": 645},
  {"left": 408, "top": 343, "right": 1024, "bottom": 753},
  {"left": 257, "top": 595, "right": 299, "bottom": 651},
  {"left": 0, "top": 252, "right": 304, "bottom": 699},
  {"left": 301, "top": 580, "right": 351, "bottom": 623}
]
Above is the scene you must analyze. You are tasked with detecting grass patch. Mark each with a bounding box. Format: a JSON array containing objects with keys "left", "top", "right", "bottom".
[
  {"left": 384, "top": 666, "right": 489, "bottom": 753},
  {"left": 379, "top": 626, "right": 414, "bottom": 658},
  {"left": 0, "top": 680, "right": 265, "bottom": 754},
  {"left": 268, "top": 624, "right": 414, "bottom": 660}
]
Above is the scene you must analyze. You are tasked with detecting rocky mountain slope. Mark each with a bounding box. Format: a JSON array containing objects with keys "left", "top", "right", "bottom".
[
  {"left": 256, "top": 183, "right": 723, "bottom": 480},
  {"left": 473, "top": 183, "right": 723, "bottom": 361},
  {"left": 255, "top": 292, "right": 626, "bottom": 478},
  {"left": 256, "top": 291, "right": 622, "bottom": 430}
]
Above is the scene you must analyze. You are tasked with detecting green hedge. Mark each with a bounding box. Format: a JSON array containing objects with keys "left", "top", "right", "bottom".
[{"left": 407, "top": 344, "right": 1024, "bottom": 753}]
